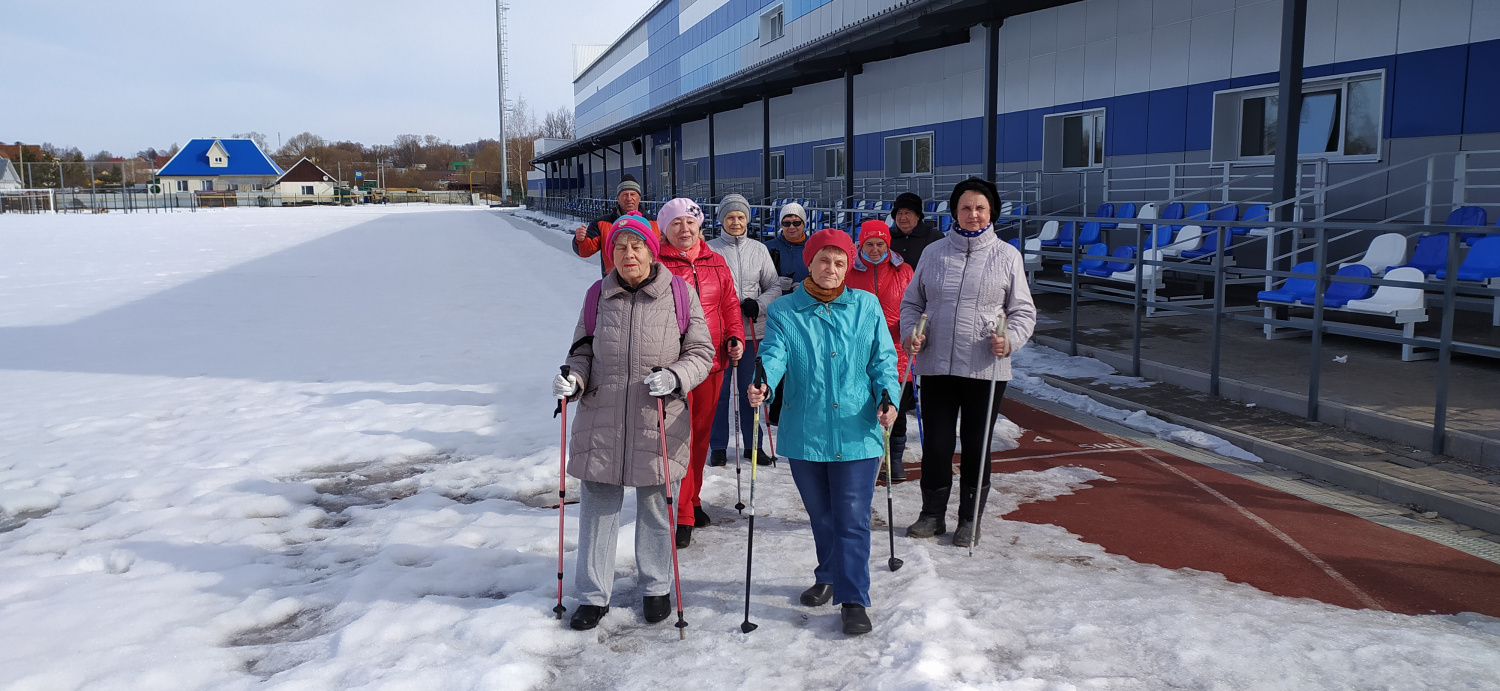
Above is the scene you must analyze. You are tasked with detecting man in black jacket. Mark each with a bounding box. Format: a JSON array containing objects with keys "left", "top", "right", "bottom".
[{"left": 888, "top": 192, "right": 942, "bottom": 270}]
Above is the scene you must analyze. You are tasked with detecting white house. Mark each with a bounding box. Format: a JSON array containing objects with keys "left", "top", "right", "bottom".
[
  {"left": 0, "top": 157, "right": 22, "bottom": 190},
  {"left": 156, "top": 138, "right": 282, "bottom": 193},
  {"left": 273, "top": 158, "right": 338, "bottom": 199}
]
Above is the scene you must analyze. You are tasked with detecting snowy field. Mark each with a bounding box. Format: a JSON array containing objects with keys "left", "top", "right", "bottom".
[{"left": 0, "top": 206, "right": 1497, "bottom": 690}]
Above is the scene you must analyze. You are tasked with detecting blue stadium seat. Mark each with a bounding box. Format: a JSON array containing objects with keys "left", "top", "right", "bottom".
[
  {"left": 1074, "top": 221, "right": 1102, "bottom": 246},
  {"left": 1309, "top": 264, "right": 1374, "bottom": 308},
  {"left": 1447, "top": 205, "right": 1488, "bottom": 245},
  {"left": 1042, "top": 221, "right": 1074, "bottom": 247},
  {"left": 1096, "top": 203, "right": 1117, "bottom": 229},
  {"left": 1394, "top": 235, "right": 1450, "bottom": 276},
  {"left": 1114, "top": 202, "right": 1137, "bottom": 226},
  {"left": 1209, "top": 204, "right": 1239, "bottom": 235},
  {"left": 1186, "top": 203, "right": 1210, "bottom": 225},
  {"left": 1436, "top": 236, "right": 1500, "bottom": 281},
  {"left": 1258, "top": 261, "right": 1319, "bottom": 303},
  {"left": 1061, "top": 243, "right": 1109, "bottom": 275},
  {"left": 1236, "top": 204, "right": 1269, "bottom": 235},
  {"left": 1087, "top": 245, "right": 1137, "bottom": 277}
]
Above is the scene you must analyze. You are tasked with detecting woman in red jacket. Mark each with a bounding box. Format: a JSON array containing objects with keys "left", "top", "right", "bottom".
[
  {"left": 657, "top": 197, "right": 745, "bottom": 547},
  {"left": 846, "top": 220, "right": 913, "bottom": 480}
]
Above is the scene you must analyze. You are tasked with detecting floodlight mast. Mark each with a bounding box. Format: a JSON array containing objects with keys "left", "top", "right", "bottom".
[{"left": 496, "top": 1, "right": 510, "bottom": 203}]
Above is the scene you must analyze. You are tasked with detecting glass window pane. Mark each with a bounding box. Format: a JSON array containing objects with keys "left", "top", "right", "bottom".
[
  {"left": 916, "top": 136, "right": 932, "bottom": 173},
  {"left": 900, "top": 139, "right": 914, "bottom": 174},
  {"left": 1092, "top": 115, "right": 1105, "bottom": 165},
  {"left": 1241, "top": 96, "right": 1276, "bottom": 157},
  {"left": 1344, "top": 78, "right": 1381, "bottom": 156},
  {"left": 1062, "top": 115, "right": 1085, "bottom": 168},
  {"left": 1299, "top": 90, "right": 1341, "bottom": 154}
]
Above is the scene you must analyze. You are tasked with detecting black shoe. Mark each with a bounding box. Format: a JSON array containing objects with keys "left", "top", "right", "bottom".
[
  {"left": 890, "top": 462, "right": 907, "bottom": 481},
  {"left": 569, "top": 604, "right": 609, "bottom": 630},
  {"left": 709, "top": 449, "right": 728, "bottom": 467},
  {"left": 952, "top": 486, "right": 989, "bottom": 548},
  {"left": 675, "top": 525, "right": 693, "bottom": 548},
  {"left": 905, "top": 514, "right": 947, "bottom": 538},
  {"left": 799, "top": 583, "right": 833, "bottom": 607},
  {"left": 643, "top": 595, "right": 670, "bottom": 623},
  {"left": 841, "top": 604, "right": 872, "bottom": 635},
  {"left": 693, "top": 506, "right": 711, "bottom": 528},
  {"left": 951, "top": 519, "right": 980, "bottom": 547},
  {"left": 755, "top": 454, "right": 777, "bottom": 467},
  {"left": 889, "top": 436, "right": 908, "bottom": 480}
]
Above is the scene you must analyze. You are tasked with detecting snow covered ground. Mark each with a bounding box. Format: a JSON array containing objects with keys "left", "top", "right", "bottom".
[{"left": 1, "top": 206, "right": 1497, "bottom": 690}]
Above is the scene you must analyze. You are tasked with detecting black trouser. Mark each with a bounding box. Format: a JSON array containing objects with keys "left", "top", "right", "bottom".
[
  {"left": 917, "top": 374, "right": 1008, "bottom": 520},
  {"left": 891, "top": 379, "right": 916, "bottom": 440}
]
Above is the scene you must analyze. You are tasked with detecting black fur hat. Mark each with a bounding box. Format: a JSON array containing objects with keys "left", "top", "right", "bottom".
[{"left": 947, "top": 177, "right": 1000, "bottom": 217}]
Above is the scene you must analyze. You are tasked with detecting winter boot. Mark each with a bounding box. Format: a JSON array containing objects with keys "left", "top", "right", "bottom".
[
  {"left": 675, "top": 525, "right": 693, "bottom": 548},
  {"left": 799, "top": 583, "right": 833, "bottom": 607},
  {"left": 643, "top": 595, "right": 670, "bottom": 623},
  {"left": 569, "top": 604, "right": 609, "bottom": 630},
  {"left": 751, "top": 450, "right": 777, "bottom": 467},
  {"left": 841, "top": 604, "right": 873, "bottom": 635},
  {"left": 888, "top": 436, "right": 908, "bottom": 481},
  {"left": 905, "top": 488, "right": 950, "bottom": 538},
  {"left": 952, "top": 486, "right": 990, "bottom": 548},
  {"left": 693, "top": 505, "right": 711, "bottom": 528},
  {"left": 708, "top": 449, "right": 728, "bottom": 467}
]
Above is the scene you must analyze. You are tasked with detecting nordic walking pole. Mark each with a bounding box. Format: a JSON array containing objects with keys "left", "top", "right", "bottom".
[
  {"left": 970, "top": 314, "right": 1006, "bottom": 557},
  {"left": 731, "top": 355, "right": 745, "bottom": 514},
  {"left": 740, "top": 357, "right": 767, "bottom": 634},
  {"left": 552, "top": 365, "right": 570, "bottom": 619},
  {"left": 652, "top": 368, "right": 689, "bottom": 639},
  {"left": 879, "top": 389, "right": 904, "bottom": 572},
  {"left": 911, "top": 314, "right": 929, "bottom": 446}
]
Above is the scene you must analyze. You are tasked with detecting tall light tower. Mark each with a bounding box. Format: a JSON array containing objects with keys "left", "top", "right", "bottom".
[{"left": 496, "top": 1, "right": 510, "bottom": 203}]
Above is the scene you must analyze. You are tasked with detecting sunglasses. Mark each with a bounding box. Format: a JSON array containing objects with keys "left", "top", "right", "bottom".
[{"left": 781, "top": 220, "right": 804, "bottom": 227}]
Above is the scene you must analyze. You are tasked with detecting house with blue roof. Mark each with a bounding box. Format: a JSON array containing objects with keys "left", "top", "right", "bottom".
[{"left": 157, "top": 138, "right": 283, "bottom": 194}]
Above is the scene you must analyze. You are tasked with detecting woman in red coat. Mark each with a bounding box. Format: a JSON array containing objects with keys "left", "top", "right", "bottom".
[
  {"left": 846, "top": 219, "right": 913, "bottom": 480},
  {"left": 657, "top": 197, "right": 746, "bottom": 547}
]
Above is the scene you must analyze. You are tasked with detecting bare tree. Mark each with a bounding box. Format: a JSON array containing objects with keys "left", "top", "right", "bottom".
[
  {"left": 540, "top": 106, "right": 575, "bottom": 139},
  {"left": 233, "top": 132, "right": 270, "bottom": 152},
  {"left": 278, "top": 132, "right": 323, "bottom": 159},
  {"left": 392, "top": 134, "right": 423, "bottom": 168}
]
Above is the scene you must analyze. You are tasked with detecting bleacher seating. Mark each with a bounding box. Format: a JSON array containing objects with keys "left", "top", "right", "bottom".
[
  {"left": 1207, "top": 204, "right": 1239, "bottom": 235},
  {"left": 1110, "top": 247, "right": 1163, "bottom": 284},
  {"left": 1447, "top": 206, "right": 1487, "bottom": 245},
  {"left": 1436, "top": 236, "right": 1500, "bottom": 281},
  {"left": 1114, "top": 202, "right": 1138, "bottom": 228},
  {"left": 1061, "top": 243, "right": 1109, "bottom": 275},
  {"left": 1087, "top": 245, "right": 1136, "bottom": 277},
  {"left": 1257, "top": 261, "right": 1318, "bottom": 303},
  {"left": 1319, "top": 265, "right": 1375, "bottom": 308},
  {"left": 1037, "top": 221, "right": 1060, "bottom": 244},
  {"left": 1042, "top": 221, "right": 1074, "bottom": 247},
  {"left": 1345, "top": 267, "right": 1427, "bottom": 316},
  {"left": 1392, "top": 235, "right": 1449, "bottom": 276},
  {"left": 1059, "top": 222, "right": 1101, "bottom": 248},
  {"left": 1096, "top": 203, "right": 1117, "bottom": 229},
  {"left": 1235, "top": 204, "right": 1269, "bottom": 235},
  {"left": 1340, "top": 233, "right": 1408, "bottom": 277}
]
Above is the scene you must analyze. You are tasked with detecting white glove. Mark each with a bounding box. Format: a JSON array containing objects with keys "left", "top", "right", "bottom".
[
  {"left": 644, "top": 369, "right": 678, "bottom": 397},
  {"left": 780, "top": 276, "right": 796, "bottom": 294},
  {"left": 552, "top": 373, "right": 582, "bottom": 398}
]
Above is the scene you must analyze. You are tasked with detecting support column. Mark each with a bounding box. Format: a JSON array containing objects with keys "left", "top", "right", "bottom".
[
  {"left": 588, "top": 150, "right": 594, "bottom": 198},
  {"left": 845, "top": 66, "right": 857, "bottom": 212},
  {"left": 670, "top": 124, "right": 679, "bottom": 198},
  {"left": 640, "top": 135, "right": 650, "bottom": 201},
  {"left": 708, "top": 111, "right": 717, "bottom": 203},
  {"left": 983, "top": 20, "right": 1001, "bottom": 183},
  {"left": 1271, "top": 0, "right": 1307, "bottom": 222},
  {"left": 762, "top": 94, "right": 771, "bottom": 206}
]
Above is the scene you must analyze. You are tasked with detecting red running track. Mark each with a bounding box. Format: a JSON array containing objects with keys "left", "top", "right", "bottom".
[{"left": 900, "top": 400, "right": 1500, "bottom": 617}]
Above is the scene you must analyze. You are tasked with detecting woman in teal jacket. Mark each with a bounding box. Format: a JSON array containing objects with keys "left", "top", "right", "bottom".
[{"left": 748, "top": 228, "right": 900, "bottom": 636}]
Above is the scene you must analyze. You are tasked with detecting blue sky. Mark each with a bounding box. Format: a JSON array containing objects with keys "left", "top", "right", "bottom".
[{"left": 3, "top": 0, "right": 652, "bottom": 154}]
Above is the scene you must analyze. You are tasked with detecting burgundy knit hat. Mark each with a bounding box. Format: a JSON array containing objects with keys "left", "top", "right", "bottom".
[
  {"left": 607, "top": 214, "right": 660, "bottom": 257},
  {"left": 802, "top": 227, "right": 857, "bottom": 267}
]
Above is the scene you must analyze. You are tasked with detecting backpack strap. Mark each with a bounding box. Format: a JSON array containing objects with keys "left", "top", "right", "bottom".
[
  {"left": 669, "top": 274, "right": 691, "bottom": 334},
  {"left": 583, "top": 280, "right": 603, "bottom": 336}
]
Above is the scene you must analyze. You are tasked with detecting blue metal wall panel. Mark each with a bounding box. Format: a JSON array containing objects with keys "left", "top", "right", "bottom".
[
  {"left": 1146, "top": 87, "right": 1189, "bottom": 155},
  {"left": 1464, "top": 40, "right": 1500, "bottom": 135},
  {"left": 1108, "top": 92, "right": 1150, "bottom": 157},
  {"left": 1391, "top": 44, "right": 1468, "bottom": 138}
]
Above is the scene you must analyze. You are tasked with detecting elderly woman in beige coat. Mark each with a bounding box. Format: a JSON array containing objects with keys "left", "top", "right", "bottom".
[{"left": 552, "top": 214, "right": 715, "bottom": 631}]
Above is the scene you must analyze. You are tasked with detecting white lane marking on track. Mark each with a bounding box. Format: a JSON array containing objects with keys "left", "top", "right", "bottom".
[
  {"left": 991, "top": 447, "right": 1153, "bottom": 464},
  {"left": 1132, "top": 449, "right": 1386, "bottom": 612}
]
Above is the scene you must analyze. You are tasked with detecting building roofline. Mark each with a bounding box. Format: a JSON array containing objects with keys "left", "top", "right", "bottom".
[{"left": 573, "top": 0, "right": 675, "bottom": 86}]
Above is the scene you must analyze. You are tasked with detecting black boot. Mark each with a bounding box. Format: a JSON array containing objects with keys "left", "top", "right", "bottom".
[
  {"left": 952, "top": 486, "right": 990, "bottom": 548},
  {"left": 905, "top": 488, "right": 950, "bottom": 538},
  {"left": 693, "top": 505, "right": 711, "bottom": 528},
  {"left": 749, "top": 450, "right": 777, "bottom": 467},
  {"left": 889, "top": 436, "right": 908, "bottom": 481},
  {"left": 708, "top": 449, "right": 727, "bottom": 467},
  {"left": 799, "top": 583, "right": 833, "bottom": 607},
  {"left": 643, "top": 595, "right": 670, "bottom": 623},
  {"left": 569, "top": 604, "right": 609, "bottom": 630},
  {"left": 841, "top": 604, "right": 873, "bottom": 635},
  {"left": 675, "top": 525, "right": 693, "bottom": 548}
]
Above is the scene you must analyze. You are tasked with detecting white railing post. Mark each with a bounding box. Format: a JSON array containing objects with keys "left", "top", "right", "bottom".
[
  {"left": 1424, "top": 156, "right": 1436, "bottom": 225},
  {"left": 1452, "top": 152, "right": 1467, "bottom": 208}
]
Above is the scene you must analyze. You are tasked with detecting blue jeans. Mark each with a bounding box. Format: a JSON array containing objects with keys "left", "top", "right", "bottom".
[
  {"left": 789, "top": 456, "right": 881, "bottom": 607},
  {"left": 710, "top": 339, "right": 761, "bottom": 452}
]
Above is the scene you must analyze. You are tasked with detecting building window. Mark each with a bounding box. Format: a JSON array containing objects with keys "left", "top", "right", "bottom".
[
  {"left": 301, "top": 185, "right": 315, "bottom": 195},
  {"left": 884, "top": 133, "right": 933, "bottom": 177},
  {"left": 683, "top": 162, "right": 699, "bottom": 185},
  {"left": 1043, "top": 109, "right": 1105, "bottom": 172},
  {"left": 1212, "top": 72, "right": 1383, "bottom": 162},
  {"left": 814, "top": 145, "right": 845, "bottom": 180},
  {"left": 770, "top": 151, "right": 785, "bottom": 180},
  {"left": 176, "top": 180, "right": 188, "bottom": 192},
  {"left": 201, "top": 180, "right": 213, "bottom": 191},
  {"left": 760, "top": 5, "right": 783, "bottom": 44}
]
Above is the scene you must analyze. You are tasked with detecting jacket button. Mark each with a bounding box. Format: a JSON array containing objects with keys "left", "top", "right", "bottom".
[
  {"left": 836, "top": 454, "right": 842, "bottom": 459},
  {"left": 833, "top": 403, "right": 839, "bottom": 408},
  {"left": 831, "top": 352, "right": 838, "bottom": 357}
]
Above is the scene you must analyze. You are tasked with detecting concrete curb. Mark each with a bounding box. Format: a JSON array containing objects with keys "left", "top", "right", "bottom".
[
  {"left": 1034, "top": 373, "right": 1500, "bottom": 537},
  {"left": 1031, "top": 334, "right": 1500, "bottom": 469}
]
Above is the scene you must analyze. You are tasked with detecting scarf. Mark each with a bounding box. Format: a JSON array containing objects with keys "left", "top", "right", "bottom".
[
  {"left": 955, "top": 223, "right": 993, "bottom": 238},
  {"left": 802, "top": 276, "right": 844, "bottom": 303}
]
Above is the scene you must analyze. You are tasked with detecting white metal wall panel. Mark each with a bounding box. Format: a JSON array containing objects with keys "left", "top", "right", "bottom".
[
  {"left": 1086, "top": 0, "right": 1119, "bottom": 44},
  {"left": 1055, "top": 45, "right": 1087, "bottom": 104},
  {"left": 681, "top": 118, "right": 709, "bottom": 160},
  {"left": 1191, "top": 0, "right": 1233, "bottom": 17},
  {"left": 1153, "top": 0, "right": 1191, "bottom": 26},
  {"left": 680, "top": 0, "right": 732, "bottom": 31},
  {"left": 1083, "top": 38, "right": 1118, "bottom": 101},
  {"left": 1230, "top": 2, "right": 1281, "bottom": 78},
  {"left": 1335, "top": 0, "right": 1400, "bottom": 62},
  {"left": 1149, "top": 22, "right": 1192, "bottom": 90},
  {"left": 771, "top": 81, "right": 842, "bottom": 147},
  {"left": 852, "top": 38, "right": 982, "bottom": 135},
  {"left": 1395, "top": 0, "right": 1472, "bottom": 53},
  {"left": 714, "top": 101, "right": 762, "bottom": 155},
  {"left": 1114, "top": 29, "right": 1153, "bottom": 94},
  {"left": 1118, "top": 0, "right": 1153, "bottom": 35},
  {"left": 1029, "top": 53, "right": 1058, "bottom": 110},
  {"left": 1187, "top": 10, "right": 1235, "bottom": 84},
  {"left": 1304, "top": 0, "right": 1339, "bottom": 67},
  {"left": 1474, "top": 0, "right": 1500, "bottom": 43},
  {"left": 1031, "top": 7, "right": 1059, "bottom": 56}
]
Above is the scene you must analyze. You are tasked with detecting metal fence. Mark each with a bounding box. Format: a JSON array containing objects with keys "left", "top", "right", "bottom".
[{"left": 0, "top": 189, "right": 478, "bottom": 213}]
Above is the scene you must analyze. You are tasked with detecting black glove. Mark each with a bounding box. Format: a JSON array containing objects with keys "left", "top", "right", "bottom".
[{"left": 740, "top": 298, "right": 759, "bottom": 321}]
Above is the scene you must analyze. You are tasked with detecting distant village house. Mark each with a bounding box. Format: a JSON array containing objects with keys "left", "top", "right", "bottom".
[{"left": 156, "top": 138, "right": 282, "bottom": 193}]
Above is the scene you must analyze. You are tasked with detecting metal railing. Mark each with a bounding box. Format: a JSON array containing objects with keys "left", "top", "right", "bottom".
[{"left": 1, "top": 189, "right": 478, "bottom": 213}]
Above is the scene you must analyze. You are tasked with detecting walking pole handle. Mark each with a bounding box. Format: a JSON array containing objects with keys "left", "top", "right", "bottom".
[
  {"left": 728, "top": 336, "right": 742, "bottom": 367},
  {"left": 553, "top": 365, "right": 570, "bottom": 418},
  {"left": 879, "top": 389, "right": 894, "bottom": 416},
  {"left": 914, "top": 313, "right": 929, "bottom": 339},
  {"left": 753, "top": 357, "right": 766, "bottom": 387}
]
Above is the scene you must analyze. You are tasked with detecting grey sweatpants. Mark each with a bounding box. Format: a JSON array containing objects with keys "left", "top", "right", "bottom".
[{"left": 573, "top": 479, "right": 676, "bottom": 607}]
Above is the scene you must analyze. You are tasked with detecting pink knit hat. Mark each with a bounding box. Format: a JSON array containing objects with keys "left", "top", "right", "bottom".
[
  {"left": 607, "top": 214, "right": 660, "bottom": 257},
  {"left": 658, "top": 197, "right": 704, "bottom": 229}
]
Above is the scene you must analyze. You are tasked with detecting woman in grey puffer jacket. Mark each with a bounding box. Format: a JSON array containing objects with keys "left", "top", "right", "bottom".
[
  {"left": 706, "top": 193, "right": 783, "bottom": 464},
  {"left": 553, "top": 215, "right": 715, "bottom": 631},
  {"left": 898, "top": 178, "right": 1036, "bottom": 549}
]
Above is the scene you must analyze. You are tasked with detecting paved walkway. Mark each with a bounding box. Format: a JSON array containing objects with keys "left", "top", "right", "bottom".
[{"left": 898, "top": 397, "right": 1500, "bottom": 617}]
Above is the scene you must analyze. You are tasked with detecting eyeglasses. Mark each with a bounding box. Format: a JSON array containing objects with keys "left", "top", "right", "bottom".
[{"left": 781, "top": 220, "right": 804, "bottom": 227}]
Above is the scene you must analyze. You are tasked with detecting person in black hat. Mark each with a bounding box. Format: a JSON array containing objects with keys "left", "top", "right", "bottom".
[{"left": 888, "top": 192, "right": 942, "bottom": 270}]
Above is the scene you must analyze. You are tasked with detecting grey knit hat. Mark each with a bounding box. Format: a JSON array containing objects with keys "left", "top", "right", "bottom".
[
  {"left": 616, "top": 174, "right": 642, "bottom": 197},
  {"left": 779, "top": 201, "right": 807, "bottom": 224},
  {"left": 718, "top": 193, "right": 750, "bottom": 221}
]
